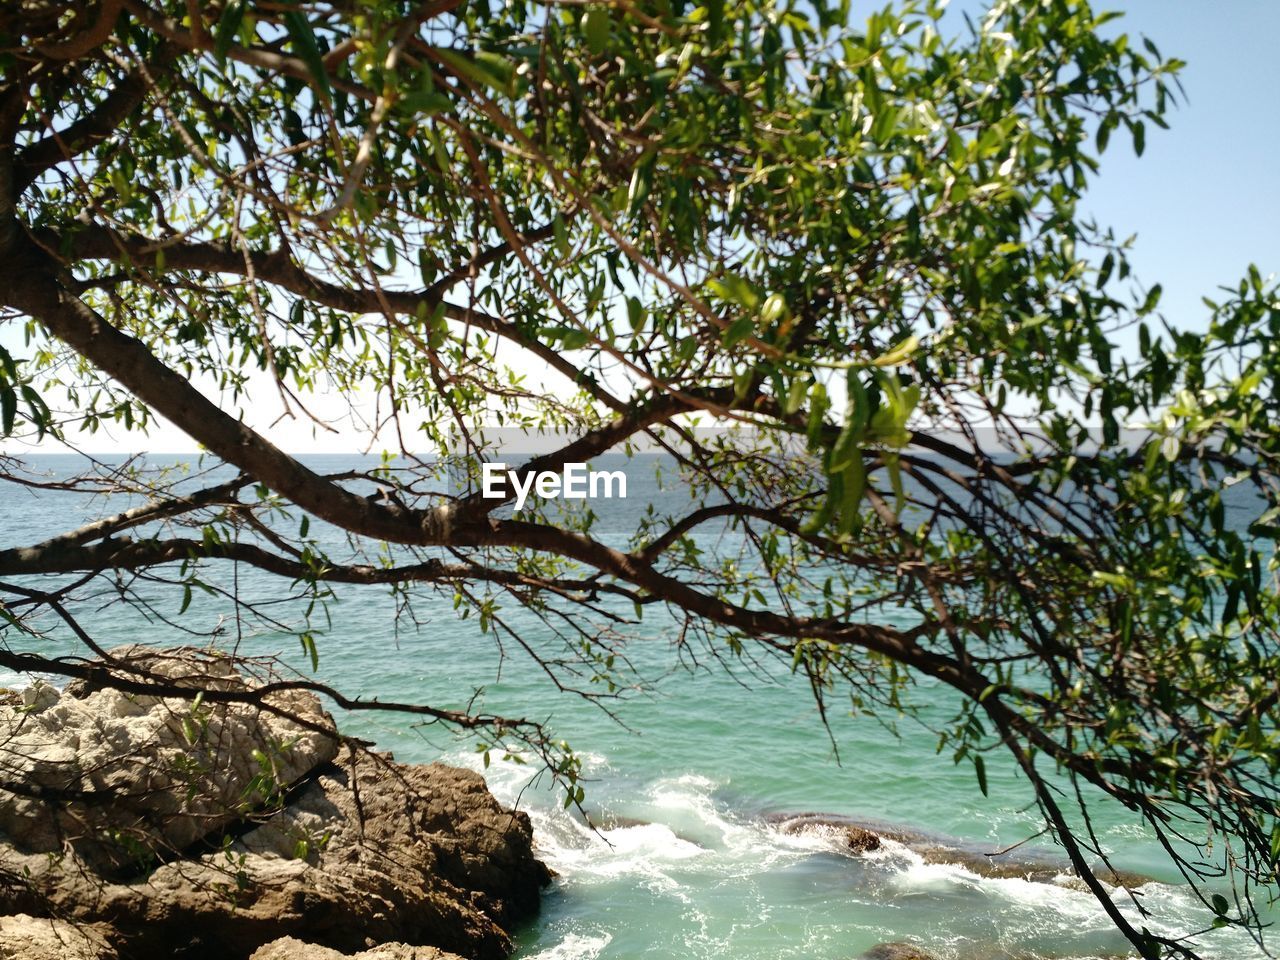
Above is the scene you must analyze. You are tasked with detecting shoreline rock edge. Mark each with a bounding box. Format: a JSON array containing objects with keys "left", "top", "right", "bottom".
[{"left": 0, "top": 647, "right": 550, "bottom": 960}]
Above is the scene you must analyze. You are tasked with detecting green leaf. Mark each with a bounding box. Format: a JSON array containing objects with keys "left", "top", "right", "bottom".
[
  {"left": 1096, "top": 114, "right": 1116, "bottom": 153},
  {"left": 551, "top": 326, "right": 590, "bottom": 350},
  {"left": 1092, "top": 571, "right": 1134, "bottom": 591},
  {"left": 582, "top": 7, "right": 611, "bottom": 56},
  {"left": 974, "top": 755, "right": 988, "bottom": 797},
  {"left": 828, "top": 376, "right": 868, "bottom": 469},
  {"left": 399, "top": 91, "right": 454, "bottom": 117},
  {"left": 1098, "top": 252, "right": 1115, "bottom": 289},
  {"left": 804, "top": 382, "right": 830, "bottom": 449},
  {"left": 723, "top": 314, "right": 755, "bottom": 347},
  {"left": 214, "top": 0, "right": 246, "bottom": 63},
  {"left": 829, "top": 421, "right": 862, "bottom": 475},
  {"left": 707, "top": 274, "right": 758, "bottom": 309},
  {"left": 299, "top": 632, "right": 320, "bottom": 672},
  {"left": 885, "top": 451, "right": 906, "bottom": 516},
  {"left": 19, "top": 386, "right": 48, "bottom": 439},
  {"left": 428, "top": 125, "right": 450, "bottom": 172},
  {"left": 283, "top": 12, "right": 331, "bottom": 102},
  {"left": 800, "top": 478, "right": 838, "bottom": 535},
  {"left": 0, "top": 386, "right": 15, "bottom": 436},
  {"left": 707, "top": 0, "right": 725, "bottom": 46},
  {"left": 1222, "top": 583, "right": 1241, "bottom": 624},
  {"left": 783, "top": 377, "right": 808, "bottom": 416},
  {"left": 626, "top": 296, "right": 646, "bottom": 332},
  {"left": 872, "top": 335, "right": 920, "bottom": 368},
  {"left": 627, "top": 162, "right": 652, "bottom": 215},
  {"left": 1143, "top": 439, "right": 1162, "bottom": 474},
  {"left": 552, "top": 215, "right": 570, "bottom": 257},
  {"left": 431, "top": 47, "right": 516, "bottom": 96},
  {"left": 1139, "top": 284, "right": 1163, "bottom": 315},
  {"left": 836, "top": 459, "right": 865, "bottom": 535}
]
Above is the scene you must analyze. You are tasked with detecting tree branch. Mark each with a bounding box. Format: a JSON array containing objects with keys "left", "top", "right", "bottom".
[
  {"left": 50, "top": 223, "right": 627, "bottom": 411},
  {"left": 32, "top": 0, "right": 125, "bottom": 61},
  {"left": 15, "top": 49, "right": 172, "bottom": 192}
]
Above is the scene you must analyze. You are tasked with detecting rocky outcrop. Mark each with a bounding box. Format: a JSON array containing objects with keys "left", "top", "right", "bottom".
[
  {"left": 858, "top": 944, "right": 939, "bottom": 960},
  {"left": 0, "top": 913, "right": 118, "bottom": 960},
  {"left": 250, "top": 936, "right": 465, "bottom": 959},
  {"left": 774, "top": 813, "right": 882, "bottom": 854},
  {"left": 0, "top": 647, "right": 549, "bottom": 960},
  {"left": 0, "top": 645, "right": 339, "bottom": 876},
  {"left": 770, "top": 812, "right": 1152, "bottom": 889}
]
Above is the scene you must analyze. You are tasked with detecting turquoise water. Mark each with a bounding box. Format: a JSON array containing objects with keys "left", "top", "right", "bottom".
[{"left": 0, "top": 454, "right": 1272, "bottom": 960}]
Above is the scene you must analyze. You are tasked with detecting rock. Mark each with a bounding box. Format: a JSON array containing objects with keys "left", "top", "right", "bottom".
[
  {"left": 844, "top": 826, "right": 881, "bottom": 854},
  {"left": 768, "top": 812, "right": 1152, "bottom": 888},
  {"left": 771, "top": 813, "right": 881, "bottom": 855},
  {"left": 582, "top": 812, "right": 652, "bottom": 831},
  {"left": 250, "top": 936, "right": 464, "bottom": 959},
  {"left": 0, "top": 648, "right": 549, "bottom": 960},
  {"left": 0, "top": 913, "right": 118, "bottom": 960},
  {"left": 0, "top": 646, "right": 339, "bottom": 876},
  {"left": 858, "top": 943, "right": 939, "bottom": 960},
  {"left": 1057, "top": 873, "right": 1140, "bottom": 893}
]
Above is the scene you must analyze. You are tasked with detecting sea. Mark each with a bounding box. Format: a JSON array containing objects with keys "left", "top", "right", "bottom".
[{"left": 0, "top": 453, "right": 1273, "bottom": 960}]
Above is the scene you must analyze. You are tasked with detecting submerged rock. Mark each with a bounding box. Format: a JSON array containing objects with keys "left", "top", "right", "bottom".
[
  {"left": 0, "top": 647, "right": 549, "bottom": 960},
  {"left": 844, "top": 826, "right": 882, "bottom": 854},
  {"left": 582, "top": 812, "right": 652, "bottom": 831},
  {"left": 774, "top": 813, "right": 882, "bottom": 854},
  {"left": 858, "top": 944, "right": 939, "bottom": 960},
  {"left": 857, "top": 944, "right": 939, "bottom": 960},
  {"left": 768, "top": 811, "right": 1152, "bottom": 889}
]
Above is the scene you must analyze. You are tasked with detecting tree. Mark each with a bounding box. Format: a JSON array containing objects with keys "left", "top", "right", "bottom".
[{"left": 1, "top": 0, "right": 1278, "bottom": 956}]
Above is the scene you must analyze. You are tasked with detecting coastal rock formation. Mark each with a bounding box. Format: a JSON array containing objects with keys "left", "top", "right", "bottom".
[
  {"left": 770, "top": 812, "right": 1151, "bottom": 889},
  {"left": 250, "top": 936, "right": 466, "bottom": 959},
  {"left": 772, "top": 814, "right": 882, "bottom": 853},
  {"left": 0, "top": 913, "right": 119, "bottom": 960},
  {"left": 857, "top": 944, "right": 939, "bottom": 960},
  {"left": 0, "top": 647, "right": 549, "bottom": 960},
  {"left": 0, "top": 645, "right": 339, "bottom": 876},
  {"left": 841, "top": 824, "right": 881, "bottom": 854}
]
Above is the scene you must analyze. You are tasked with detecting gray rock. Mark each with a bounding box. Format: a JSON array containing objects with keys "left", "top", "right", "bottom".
[
  {"left": 250, "top": 935, "right": 465, "bottom": 959},
  {"left": 0, "top": 648, "right": 549, "bottom": 960},
  {"left": 0, "top": 646, "right": 339, "bottom": 876},
  {"left": 858, "top": 943, "right": 940, "bottom": 960},
  {"left": 0, "top": 913, "right": 118, "bottom": 960}
]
